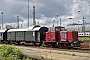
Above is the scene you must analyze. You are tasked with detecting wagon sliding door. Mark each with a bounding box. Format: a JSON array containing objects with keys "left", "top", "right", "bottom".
[
  {"left": 0, "top": 33, "right": 3, "bottom": 40},
  {"left": 25, "top": 31, "right": 35, "bottom": 42},
  {"left": 35, "top": 31, "right": 40, "bottom": 42},
  {"left": 7, "top": 32, "right": 16, "bottom": 41},
  {"left": 16, "top": 31, "right": 25, "bottom": 41}
]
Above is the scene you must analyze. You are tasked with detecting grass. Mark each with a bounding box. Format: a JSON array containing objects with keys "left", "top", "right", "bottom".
[
  {"left": 0, "top": 44, "right": 30, "bottom": 60},
  {"left": 40, "top": 46, "right": 44, "bottom": 49},
  {"left": 64, "top": 52, "right": 68, "bottom": 55},
  {"left": 71, "top": 53, "right": 76, "bottom": 56},
  {"left": 78, "top": 37, "right": 90, "bottom": 40},
  {"left": 58, "top": 52, "right": 61, "bottom": 54},
  {"left": 57, "top": 52, "right": 76, "bottom": 56},
  {"left": 40, "top": 55, "right": 44, "bottom": 59},
  {"left": 50, "top": 58, "right": 53, "bottom": 60},
  {"left": 50, "top": 51, "right": 52, "bottom": 53}
]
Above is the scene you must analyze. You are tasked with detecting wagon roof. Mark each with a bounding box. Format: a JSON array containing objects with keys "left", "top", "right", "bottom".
[
  {"left": 7, "top": 25, "right": 42, "bottom": 32},
  {"left": 27, "top": 25, "right": 41, "bottom": 30},
  {"left": 7, "top": 28, "right": 36, "bottom": 32},
  {"left": 7, "top": 28, "right": 27, "bottom": 32},
  {"left": 0, "top": 29, "right": 7, "bottom": 32},
  {"left": 27, "top": 26, "right": 34, "bottom": 30},
  {"left": 33, "top": 27, "right": 41, "bottom": 31}
]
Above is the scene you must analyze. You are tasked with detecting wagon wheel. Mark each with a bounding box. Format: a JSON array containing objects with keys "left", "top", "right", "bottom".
[
  {"left": 42, "top": 41, "right": 46, "bottom": 47},
  {"left": 17, "top": 41, "right": 20, "bottom": 45},
  {"left": 39, "top": 42, "right": 43, "bottom": 46},
  {"left": 33, "top": 43, "right": 37, "bottom": 46}
]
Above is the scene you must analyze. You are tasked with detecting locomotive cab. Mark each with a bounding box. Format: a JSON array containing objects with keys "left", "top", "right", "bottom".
[
  {"left": 45, "top": 26, "right": 65, "bottom": 42},
  {"left": 45, "top": 26, "right": 65, "bottom": 47}
]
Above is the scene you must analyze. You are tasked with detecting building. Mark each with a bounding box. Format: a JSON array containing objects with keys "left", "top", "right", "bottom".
[{"left": 67, "top": 22, "right": 90, "bottom": 33}]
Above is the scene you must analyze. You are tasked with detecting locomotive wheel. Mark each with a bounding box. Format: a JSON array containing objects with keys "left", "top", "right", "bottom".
[
  {"left": 58, "top": 44, "right": 63, "bottom": 49},
  {"left": 50, "top": 43, "right": 57, "bottom": 48},
  {"left": 42, "top": 41, "right": 50, "bottom": 47},
  {"left": 49, "top": 43, "right": 53, "bottom": 48},
  {"left": 63, "top": 43, "right": 68, "bottom": 49}
]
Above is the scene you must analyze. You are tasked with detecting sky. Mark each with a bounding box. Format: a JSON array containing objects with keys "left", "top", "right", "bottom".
[{"left": 0, "top": 0, "right": 90, "bottom": 29}]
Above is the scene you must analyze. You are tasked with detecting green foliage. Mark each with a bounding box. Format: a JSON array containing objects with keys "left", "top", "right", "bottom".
[
  {"left": 63, "top": 52, "right": 71, "bottom": 55},
  {"left": 78, "top": 37, "right": 90, "bottom": 40},
  {"left": 24, "top": 57, "right": 30, "bottom": 60},
  {"left": 50, "top": 58, "right": 53, "bottom": 60},
  {"left": 71, "top": 53, "right": 76, "bottom": 56},
  {"left": 50, "top": 51, "right": 52, "bottom": 53},
  {"left": 67, "top": 53, "right": 71, "bottom": 55},
  {"left": 88, "top": 56, "right": 90, "bottom": 58},
  {"left": 40, "top": 46, "right": 44, "bottom": 49},
  {"left": 0, "top": 44, "right": 30, "bottom": 60},
  {"left": 40, "top": 55, "right": 44, "bottom": 59},
  {"left": 64, "top": 52, "right": 68, "bottom": 55},
  {"left": 57, "top": 52, "right": 61, "bottom": 54}
]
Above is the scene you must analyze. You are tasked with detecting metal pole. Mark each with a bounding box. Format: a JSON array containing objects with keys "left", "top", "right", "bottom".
[
  {"left": 21, "top": 20, "right": 23, "bottom": 28},
  {"left": 60, "top": 18, "right": 61, "bottom": 26},
  {"left": 82, "top": 17, "right": 85, "bottom": 40},
  {"left": 38, "top": 22, "right": 39, "bottom": 25},
  {"left": 21, "top": 24, "right": 22, "bottom": 28},
  {"left": 1, "top": 12, "right": 3, "bottom": 29},
  {"left": 53, "top": 20, "right": 54, "bottom": 26},
  {"left": 78, "top": 21, "right": 79, "bottom": 32},
  {"left": 33, "top": 5, "right": 36, "bottom": 25},
  {"left": 57, "top": 15, "right": 59, "bottom": 26},
  {"left": 82, "top": 17, "right": 85, "bottom": 35},
  {"left": 22, "top": 20, "right": 23, "bottom": 28},
  {"left": 68, "top": 18, "right": 73, "bottom": 31},
  {"left": 28, "top": 0, "right": 29, "bottom": 27},
  {"left": 44, "top": 21, "right": 46, "bottom": 27},
  {"left": 73, "top": 22, "right": 75, "bottom": 31},
  {"left": 17, "top": 16, "right": 19, "bottom": 28}
]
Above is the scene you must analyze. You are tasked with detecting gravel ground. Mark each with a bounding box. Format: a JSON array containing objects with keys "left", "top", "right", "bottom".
[{"left": 13, "top": 45, "right": 90, "bottom": 60}]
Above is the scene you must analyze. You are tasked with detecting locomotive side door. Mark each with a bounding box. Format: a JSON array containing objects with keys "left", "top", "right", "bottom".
[
  {"left": 45, "top": 27, "right": 55, "bottom": 42},
  {"left": 46, "top": 27, "right": 61, "bottom": 42},
  {"left": 55, "top": 27, "right": 61, "bottom": 42},
  {"left": 50, "top": 27, "right": 55, "bottom": 42}
]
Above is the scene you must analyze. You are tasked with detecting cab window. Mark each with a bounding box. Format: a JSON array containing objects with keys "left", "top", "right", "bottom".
[
  {"left": 48, "top": 28, "right": 51, "bottom": 31},
  {"left": 56, "top": 28, "right": 60, "bottom": 31},
  {"left": 61, "top": 27, "right": 65, "bottom": 31},
  {"left": 51, "top": 27, "right": 55, "bottom": 32}
]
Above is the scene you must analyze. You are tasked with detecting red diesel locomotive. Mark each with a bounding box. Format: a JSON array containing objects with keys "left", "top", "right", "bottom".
[{"left": 44, "top": 26, "right": 80, "bottom": 48}]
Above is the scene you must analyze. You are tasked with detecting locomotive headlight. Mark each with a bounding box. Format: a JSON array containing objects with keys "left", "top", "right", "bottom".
[
  {"left": 71, "top": 43, "right": 73, "bottom": 46},
  {"left": 73, "top": 42, "right": 76, "bottom": 43}
]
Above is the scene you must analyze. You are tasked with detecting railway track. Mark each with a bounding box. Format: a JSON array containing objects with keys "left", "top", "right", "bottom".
[
  {"left": 13, "top": 43, "right": 90, "bottom": 54},
  {"left": 45, "top": 47, "right": 90, "bottom": 53},
  {"left": 1, "top": 43, "right": 90, "bottom": 60},
  {"left": 11, "top": 44, "right": 90, "bottom": 60},
  {"left": 1, "top": 42, "right": 90, "bottom": 54}
]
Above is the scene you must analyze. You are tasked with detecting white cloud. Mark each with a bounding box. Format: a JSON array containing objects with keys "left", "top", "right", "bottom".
[{"left": 0, "top": 0, "right": 90, "bottom": 29}]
